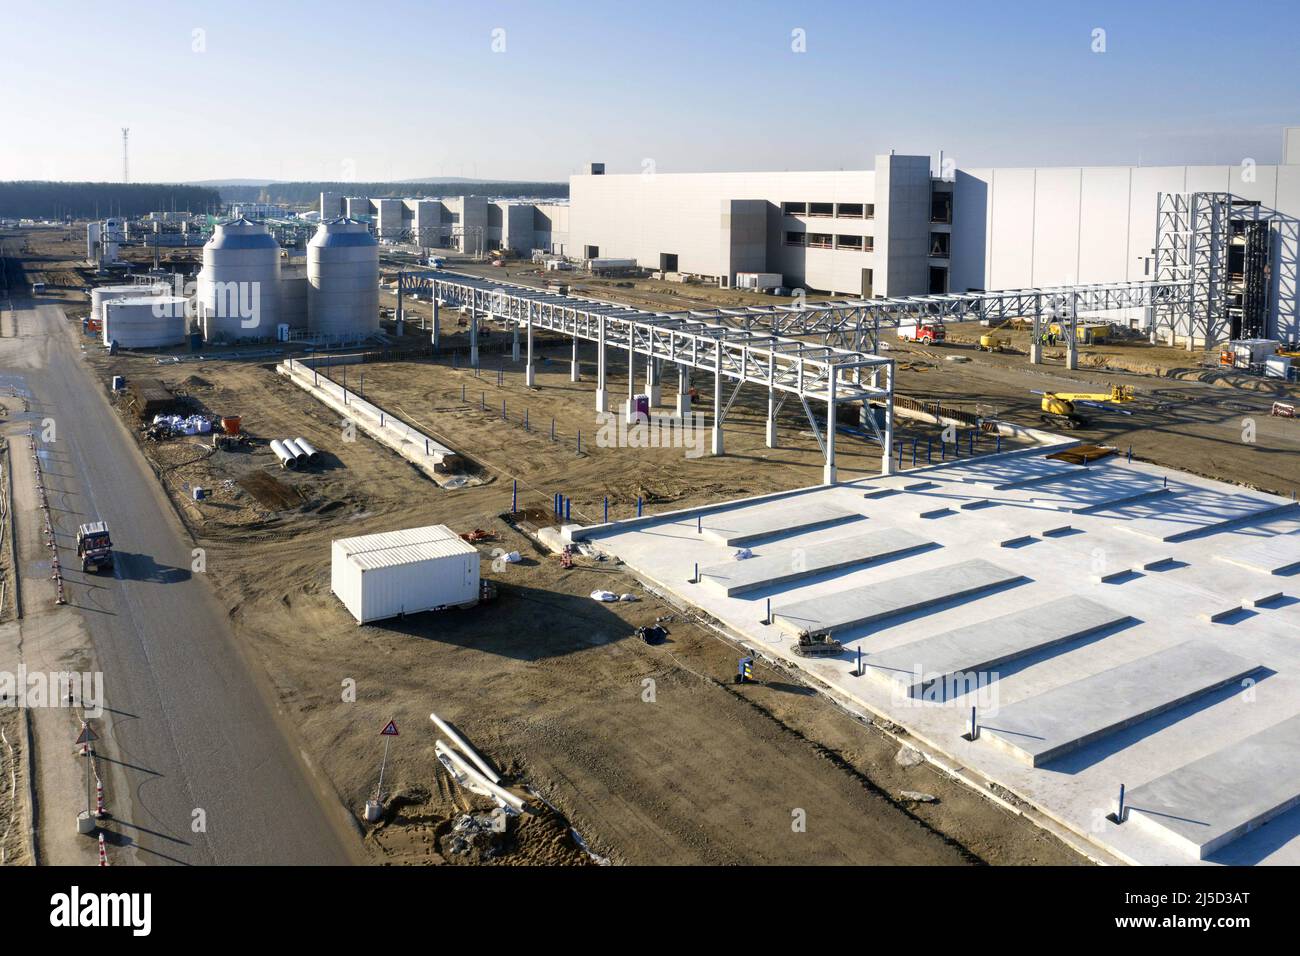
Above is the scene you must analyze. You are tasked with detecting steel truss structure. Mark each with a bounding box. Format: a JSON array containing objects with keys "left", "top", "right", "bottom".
[
  {"left": 1154, "top": 192, "right": 1299, "bottom": 348},
  {"left": 399, "top": 271, "right": 896, "bottom": 482}
]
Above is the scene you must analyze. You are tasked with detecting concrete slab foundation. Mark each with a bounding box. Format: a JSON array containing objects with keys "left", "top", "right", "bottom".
[
  {"left": 700, "top": 527, "right": 933, "bottom": 597},
  {"left": 862, "top": 595, "right": 1132, "bottom": 698},
  {"left": 1216, "top": 531, "right": 1300, "bottom": 575},
  {"left": 1126, "top": 712, "right": 1300, "bottom": 860},
  {"left": 697, "top": 501, "right": 864, "bottom": 547},
  {"left": 773, "top": 558, "right": 1024, "bottom": 636},
  {"left": 982, "top": 642, "right": 1260, "bottom": 767}
]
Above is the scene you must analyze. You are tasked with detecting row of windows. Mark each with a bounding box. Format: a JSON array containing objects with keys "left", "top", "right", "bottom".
[
  {"left": 784, "top": 232, "right": 874, "bottom": 252},
  {"left": 782, "top": 201, "right": 875, "bottom": 219},
  {"left": 783, "top": 197, "right": 953, "bottom": 223},
  {"left": 781, "top": 231, "right": 948, "bottom": 257}
]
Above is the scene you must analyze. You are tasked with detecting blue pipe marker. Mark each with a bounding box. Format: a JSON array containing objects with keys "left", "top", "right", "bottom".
[
  {"left": 603, "top": 497, "right": 608, "bottom": 523},
  {"left": 969, "top": 431, "right": 974, "bottom": 455},
  {"left": 565, "top": 498, "right": 571, "bottom": 521},
  {"left": 576, "top": 430, "right": 582, "bottom": 454},
  {"left": 1116, "top": 783, "right": 1126, "bottom": 823},
  {"left": 512, "top": 479, "right": 517, "bottom": 513},
  {"left": 637, "top": 496, "right": 643, "bottom": 517}
]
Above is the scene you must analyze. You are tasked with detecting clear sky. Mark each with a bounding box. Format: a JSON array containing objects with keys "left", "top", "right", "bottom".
[{"left": 3, "top": 0, "right": 1297, "bottom": 183}]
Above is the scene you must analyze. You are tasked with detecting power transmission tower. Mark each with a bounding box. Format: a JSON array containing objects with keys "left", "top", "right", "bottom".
[{"left": 122, "top": 128, "right": 130, "bottom": 184}]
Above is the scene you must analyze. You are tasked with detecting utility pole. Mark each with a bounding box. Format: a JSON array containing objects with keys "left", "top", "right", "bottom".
[{"left": 122, "top": 128, "right": 130, "bottom": 184}]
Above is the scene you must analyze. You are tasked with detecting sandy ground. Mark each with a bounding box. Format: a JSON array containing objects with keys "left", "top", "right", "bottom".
[{"left": 19, "top": 226, "right": 1297, "bottom": 866}]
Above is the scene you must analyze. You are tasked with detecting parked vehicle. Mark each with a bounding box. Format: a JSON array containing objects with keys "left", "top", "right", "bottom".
[{"left": 897, "top": 319, "right": 946, "bottom": 345}]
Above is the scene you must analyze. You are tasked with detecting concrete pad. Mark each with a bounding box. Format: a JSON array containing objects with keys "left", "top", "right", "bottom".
[
  {"left": 862, "top": 595, "right": 1131, "bottom": 698},
  {"left": 1244, "top": 591, "right": 1285, "bottom": 609},
  {"left": 982, "top": 642, "right": 1260, "bottom": 767},
  {"left": 1217, "top": 531, "right": 1300, "bottom": 575},
  {"left": 699, "top": 527, "right": 932, "bottom": 597},
  {"left": 773, "top": 558, "right": 1023, "bottom": 636},
  {"left": 1120, "top": 492, "right": 1297, "bottom": 543},
  {"left": 1127, "top": 712, "right": 1300, "bottom": 859},
  {"left": 697, "top": 500, "right": 863, "bottom": 547}
]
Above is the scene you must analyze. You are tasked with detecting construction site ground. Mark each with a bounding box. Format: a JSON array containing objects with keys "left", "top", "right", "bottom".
[{"left": 7, "top": 226, "right": 1298, "bottom": 866}]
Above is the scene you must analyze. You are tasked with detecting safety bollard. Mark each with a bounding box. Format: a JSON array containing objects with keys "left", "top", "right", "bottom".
[
  {"left": 603, "top": 497, "right": 608, "bottom": 523},
  {"left": 637, "top": 496, "right": 643, "bottom": 517},
  {"left": 512, "top": 479, "right": 517, "bottom": 514}
]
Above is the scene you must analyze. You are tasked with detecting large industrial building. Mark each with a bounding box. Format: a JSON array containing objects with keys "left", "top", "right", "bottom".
[
  {"left": 328, "top": 127, "right": 1299, "bottom": 349},
  {"left": 567, "top": 127, "right": 1300, "bottom": 345}
]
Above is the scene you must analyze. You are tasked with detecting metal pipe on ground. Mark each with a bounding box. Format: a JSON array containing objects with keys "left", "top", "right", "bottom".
[
  {"left": 429, "top": 711, "right": 501, "bottom": 783},
  {"left": 269, "top": 439, "right": 298, "bottom": 469}
]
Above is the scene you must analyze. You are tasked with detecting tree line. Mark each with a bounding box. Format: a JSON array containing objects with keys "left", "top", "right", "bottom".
[{"left": 0, "top": 182, "right": 221, "bottom": 219}]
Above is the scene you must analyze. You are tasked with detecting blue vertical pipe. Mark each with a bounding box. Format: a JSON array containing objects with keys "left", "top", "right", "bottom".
[
  {"left": 603, "top": 497, "right": 608, "bottom": 523},
  {"left": 512, "top": 479, "right": 517, "bottom": 513}
]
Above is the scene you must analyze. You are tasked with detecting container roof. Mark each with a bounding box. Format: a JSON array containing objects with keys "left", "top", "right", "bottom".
[
  {"left": 333, "top": 524, "right": 461, "bottom": 556},
  {"left": 347, "top": 538, "right": 477, "bottom": 570}
]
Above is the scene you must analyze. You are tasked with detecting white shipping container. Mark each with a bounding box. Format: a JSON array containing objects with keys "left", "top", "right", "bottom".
[{"left": 331, "top": 525, "right": 480, "bottom": 624}]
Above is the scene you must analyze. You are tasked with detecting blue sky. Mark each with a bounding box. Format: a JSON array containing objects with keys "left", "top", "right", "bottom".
[{"left": 2, "top": 0, "right": 1297, "bottom": 182}]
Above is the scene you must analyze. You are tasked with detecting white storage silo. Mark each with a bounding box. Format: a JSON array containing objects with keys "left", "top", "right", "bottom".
[
  {"left": 86, "top": 222, "right": 101, "bottom": 264},
  {"left": 308, "top": 218, "right": 379, "bottom": 339},
  {"left": 195, "top": 218, "right": 281, "bottom": 342},
  {"left": 92, "top": 284, "right": 164, "bottom": 324},
  {"left": 103, "top": 296, "right": 188, "bottom": 348}
]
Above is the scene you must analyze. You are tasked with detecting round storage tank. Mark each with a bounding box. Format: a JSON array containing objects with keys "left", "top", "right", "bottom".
[
  {"left": 196, "top": 217, "right": 281, "bottom": 342},
  {"left": 92, "top": 284, "right": 163, "bottom": 323},
  {"left": 102, "top": 296, "right": 188, "bottom": 348},
  {"left": 307, "top": 218, "right": 379, "bottom": 339}
]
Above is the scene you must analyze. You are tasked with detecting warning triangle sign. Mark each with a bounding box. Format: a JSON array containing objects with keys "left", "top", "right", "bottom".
[
  {"left": 75, "top": 725, "right": 98, "bottom": 745},
  {"left": 380, "top": 720, "right": 399, "bottom": 736}
]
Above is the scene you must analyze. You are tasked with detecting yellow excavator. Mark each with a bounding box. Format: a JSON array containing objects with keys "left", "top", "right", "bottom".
[{"left": 1038, "top": 385, "right": 1135, "bottom": 429}]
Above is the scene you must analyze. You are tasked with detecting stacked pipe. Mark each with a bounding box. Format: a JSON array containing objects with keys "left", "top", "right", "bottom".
[{"left": 271, "top": 437, "right": 321, "bottom": 469}]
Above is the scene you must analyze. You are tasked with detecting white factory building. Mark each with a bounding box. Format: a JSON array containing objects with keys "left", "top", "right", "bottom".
[
  {"left": 322, "top": 191, "right": 570, "bottom": 258},
  {"left": 566, "top": 127, "right": 1300, "bottom": 342}
]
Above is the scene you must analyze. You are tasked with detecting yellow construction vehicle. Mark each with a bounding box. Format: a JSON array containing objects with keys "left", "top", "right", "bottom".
[
  {"left": 979, "top": 319, "right": 1015, "bottom": 352},
  {"left": 1037, "top": 385, "right": 1135, "bottom": 429}
]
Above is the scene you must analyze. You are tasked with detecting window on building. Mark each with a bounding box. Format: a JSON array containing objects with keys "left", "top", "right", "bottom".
[
  {"left": 929, "top": 232, "right": 950, "bottom": 258},
  {"left": 806, "top": 232, "right": 833, "bottom": 249},
  {"left": 836, "top": 203, "right": 865, "bottom": 218},
  {"left": 584, "top": 245, "right": 600, "bottom": 259},
  {"left": 929, "top": 266, "right": 948, "bottom": 294},
  {"left": 783, "top": 231, "right": 806, "bottom": 247},
  {"left": 660, "top": 253, "right": 679, "bottom": 272},
  {"left": 834, "top": 235, "right": 863, "bottom": 251},
  {"left": 861, "top": 268, "right": 873, "bottom": 298},
  {"left": 865, "top": 203, "right": 876, "bottom": 219},
  {"left": 808, "top": 202, "right": 834, "bottom": 217},
  {"left": 782, "top": 201, "right": 807, "bottom": 215},
  {"left": 863, "top": 236, "right": 875, "bottom": 252},
  {"left": 931, "top": 191, "right": 952, "bottom": 224}
]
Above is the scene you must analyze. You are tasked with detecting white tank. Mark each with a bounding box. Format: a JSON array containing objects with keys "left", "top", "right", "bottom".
[
  {"left": 195, "top": 218, "right": 281, "bottom": 342},
  {"left": 307, "top": 218, "right": 379, "bottom": 339},
  {"left": 92, "top": 284, "right": 163, "bottom": 323},
  {"left": 103, "top": 296, "right": 188, "bottom": 348},
  {"left": 86, "top": 222, "right": 101, "bottom": 263}
]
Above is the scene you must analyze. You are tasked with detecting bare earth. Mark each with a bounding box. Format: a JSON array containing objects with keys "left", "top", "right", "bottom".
[{"left": 20, "top": 227, "right": 1297, "bottom": 866}]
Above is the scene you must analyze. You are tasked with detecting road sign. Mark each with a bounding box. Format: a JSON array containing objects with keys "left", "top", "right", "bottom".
[
  {"left": 75, "top": 725, "right": 98, "bottom": 745},
  {"left": 380, "top": 720, "right": 399, "bottom": 737}
]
